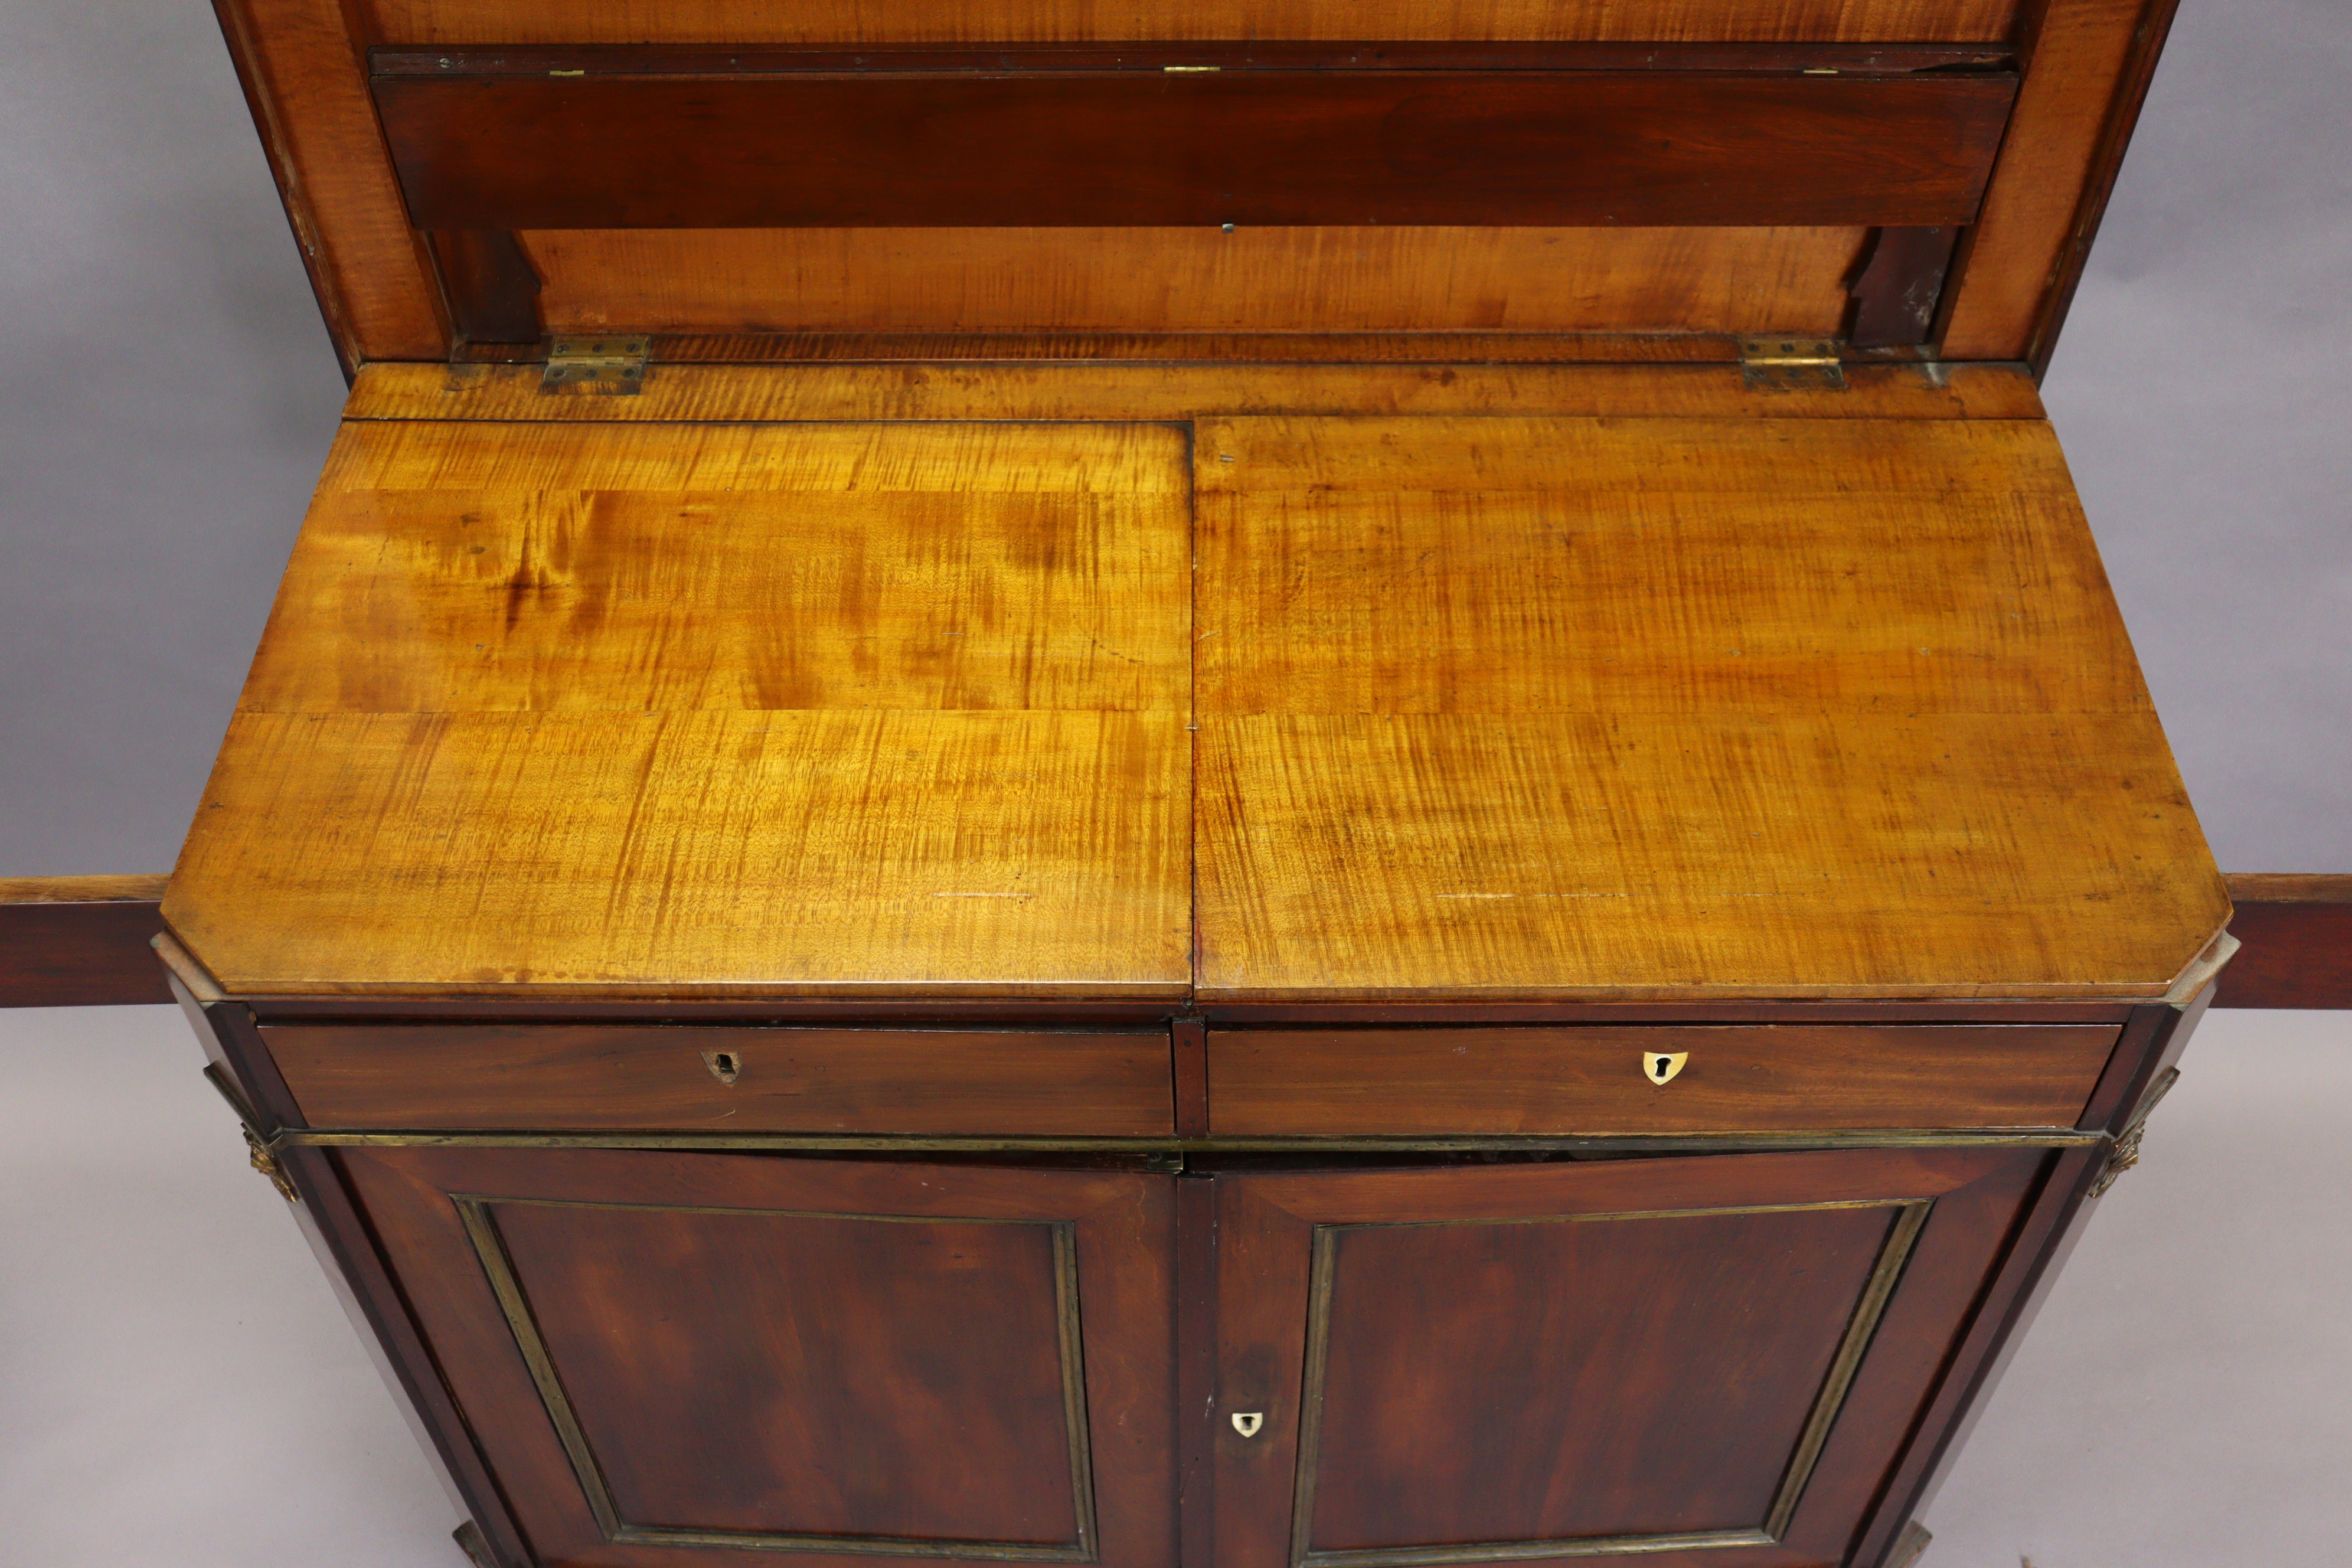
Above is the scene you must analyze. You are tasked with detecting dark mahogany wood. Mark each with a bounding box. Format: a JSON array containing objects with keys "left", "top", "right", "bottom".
[
  {"left": 1847, "top": 224, "right": 1963, "bottom": 348},
  {"left": 495, "top": 1201, "right": 1084, "bottom": 1545},
  {"left": 1172, "top": 1018, "right": 1210, "bottom": 1139},
  {"left": 1175, "top": 1177, "right": 1220, "bottom": 1568},
  {"left": 277, "top": 1144, "right": 535, "bottom": 1568},
  {"left": 2214, "top": 875, "right": 2352, "bottom": 1009},
  {"left": 1207, "top": 1148, "right": 2050, "bottom": 1568},
  {"left": 0, "top": 878, "right": 169, "bottom": 1007},
  {"left": 1207, "top": 1024, "right": 2122, "bottom": 1138},
  {"left": 372, "top": 43, "right": 2017, "bottom": 78},
  {"left": 1306, "top": 1205, "right": 1888, "bottom": 1546},
  {"left": 262, "top": 1023, "right": 1176, "bottom": 1135},
  {"left": 372, "top": 70, "right": 2017, "bottom": 232},
  {"left": 1203, "top": 1001, "right": 2138, "bottom": 1025},
  {"left": 424, "top": 228, "right": 541, "bottom": 345},
  {"left": 339, "top": 1148, "right": 1178, "bottom": 1568}
]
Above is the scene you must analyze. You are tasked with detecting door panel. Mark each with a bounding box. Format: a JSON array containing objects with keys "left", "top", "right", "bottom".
[
  {"left": 340, "top": 1147, "right": 1175, "bottom": 1568},
  {"left": 1207, "top": 1148, "right": 2050, "bottom": 1568}
]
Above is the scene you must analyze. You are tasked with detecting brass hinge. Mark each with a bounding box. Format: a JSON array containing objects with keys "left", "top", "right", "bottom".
[
  {"left": 542, "top": 334, "right": 650, "bottom": 394},
  {"left": 1739, "top": 335, "right": 1847, "bottom": 391}
]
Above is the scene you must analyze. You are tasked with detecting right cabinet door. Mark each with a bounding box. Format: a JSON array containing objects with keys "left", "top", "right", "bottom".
[{"left": 1207, "top": 1146, "right": 2062, "bottom": 1568}]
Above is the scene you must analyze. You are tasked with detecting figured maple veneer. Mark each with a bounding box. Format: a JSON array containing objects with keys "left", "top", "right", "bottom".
[
  {"left": 165, "top": 419, "right": 1193, "bottom": 998},
  {"left": 1206, "top": 1024, "right": 2124, "bottom": 1136},
  {"left": 524, "top": 227, "right": 1875, "bottom": 340},
  {"left": 266, "top": 1023, "right": 1177, "bottom": 1134},
  {"left": 1191, "top": 413, "right": 2229, "bottom": 1002}
]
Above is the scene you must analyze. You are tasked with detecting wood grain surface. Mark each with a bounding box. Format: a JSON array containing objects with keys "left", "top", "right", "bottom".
[
  {"left": 1206, "top": 1024, "right": 2123, "bottom": 1135},
  {"left": 1208, "top": 1148, "right": 2049, "bottom": 1568},
  {"left": 344, "top": 360, "right": 2050, "bottom": 424},
  {"left": 1301, "top": 1203, "right": 1891, "bottom": 1547},
  {"left": 0, "top": 876, "right": 171, "bottom": 1007},
  {"left": 1939, "top": 0, "right": 2164, "bottom": 361},
  {"left": 375, "top": 71, "right": 2013, "bottom": 231},
  {"left": 491, "top": 1200, "right": 1087, "bottom": 1546},
  {"left": 360, "top": 0, "right": 2020, "bottom": 46},
  {"left": 165, "top": 421, "right": 1194, "bottom": 998},
  {"left": 266, "top": 1023, "right": 1177, "bottom": 1132},
  {"left": 165, "top": 370, "right": 2228, "bottom": 1005},
  {"left": 1191, "top": 413, "right": 2227, "bottom": 1001},
  {"left": 211, "top": 0, "right": 446, "bottom": 365},
  {"left": 521, "top": 226, "right": 1872, "bottom": 339},
  {"left": 2213, "top": 874, "right": 2352, "bottom": 1010},
  {"left": 339, "top": 1148, "right": 1175, "bottom": 1568}
]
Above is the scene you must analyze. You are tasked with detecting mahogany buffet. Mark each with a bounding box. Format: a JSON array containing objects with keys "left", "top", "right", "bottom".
[{"left": 162, "top": 0, "right": 2227, "bottom": 1565}]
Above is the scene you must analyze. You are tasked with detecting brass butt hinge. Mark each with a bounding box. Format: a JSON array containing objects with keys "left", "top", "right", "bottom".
[
  {"left": 543, "top": 334, "right": 650, "bottom": 394},
  {"left": 1739, "top": 335, "right": 1847, "bottom": 391},
  {"left": 2090, "top": 1066, "right": 2181, "bottom": 1198}
]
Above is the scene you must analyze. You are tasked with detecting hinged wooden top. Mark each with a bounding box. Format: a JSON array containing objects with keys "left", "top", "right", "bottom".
[
  {"left": 213, "top": 0, "right": 2181, "bottom": 375},
  {"left": 162, "top": 361, "right": 2228, "bottom": 1004}
]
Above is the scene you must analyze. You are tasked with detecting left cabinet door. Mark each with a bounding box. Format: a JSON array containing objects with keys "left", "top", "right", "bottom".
[{"left": 334, "top": 1146, "right": 1177, "bottom": 1568}]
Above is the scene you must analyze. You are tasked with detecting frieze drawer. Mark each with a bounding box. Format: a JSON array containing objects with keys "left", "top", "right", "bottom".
[
  {"left": 263, "top": 1024, "right": 1175, "bottom": 1136},
  {"left": 1206, "top": 1024, "right": 2124, "bottom": 1137}
]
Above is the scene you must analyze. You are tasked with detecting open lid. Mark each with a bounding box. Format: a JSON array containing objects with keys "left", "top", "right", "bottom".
[{"left": 217, "top": 0, "right": 2178, "bottom": 374}]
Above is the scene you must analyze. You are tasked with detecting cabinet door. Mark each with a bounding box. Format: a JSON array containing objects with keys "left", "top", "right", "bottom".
[
  {"left": 1205, "top": 1147, "right": 2054, "bottom": 1568},
  {"left": 338, "top": 1147, "right": 1175, "bottom": 1568}
]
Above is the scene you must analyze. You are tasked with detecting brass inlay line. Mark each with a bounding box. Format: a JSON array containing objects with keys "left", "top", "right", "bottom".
[
  {"left": 1762, "top": 1200, "right": 1933, "bottom": 1540},
  {"left": 275, "top": 1128, "right": 2103, "bottom": 1155},
  {"left": 455, "top": 1195, "right": 1100, "bottom": 1560},
  {"left": 1282, "top": 1198, "right": 1938, "bottom": 1568}
]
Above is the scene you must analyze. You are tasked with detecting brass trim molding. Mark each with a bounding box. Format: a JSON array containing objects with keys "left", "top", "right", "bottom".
[
  {"left": 1283, "top": 1198, "right": 1935, "bottom": 1567},
  {"left": 456, "top": 1195, "right": 1102, "bottom": 1560},
  {"left": 273, "top": 1128, "right": 2105, "bottom": 1156}
]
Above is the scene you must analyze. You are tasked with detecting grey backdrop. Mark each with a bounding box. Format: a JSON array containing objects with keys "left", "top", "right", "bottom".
[{"left": 1, "top": 0, "right": 2347, "bottom": 878}]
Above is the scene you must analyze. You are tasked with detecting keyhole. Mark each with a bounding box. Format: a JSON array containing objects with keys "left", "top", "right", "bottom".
[
  {"left": 1653, "top": 1056, "right": 1671, "bottom": 1081},
  {"left": 703, "top": 1050, "right": 741, "bottom": 1085}
]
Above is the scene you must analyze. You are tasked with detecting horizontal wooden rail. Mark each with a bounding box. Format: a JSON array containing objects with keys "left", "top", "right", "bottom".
[
  {"left": 372, "top": 64, "right": 2017, "bottom": 233},
  {"left": 4, "top": 873, "right": 2342, "bottom": 1009},
  {"left": 0, "top": 876, "right": 172, "bottom": 1007},
  {"left": 372, "top": 43, "right": 2016, "bottom": 78},
  {"left": 2212, "top": 874, "right": 2352, "bottom": 1010}
]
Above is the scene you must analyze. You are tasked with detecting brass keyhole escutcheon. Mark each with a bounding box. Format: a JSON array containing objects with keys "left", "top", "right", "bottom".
[
  {"left": 1645, "top": 1051, "right": 1688, "bottom": 1086},
  {"left": 1231, "top": 1412, "right": 1263, "bottom": 1438},
  {"left": 702, "top": 1050, "right": 741, "bottom": 1086}
]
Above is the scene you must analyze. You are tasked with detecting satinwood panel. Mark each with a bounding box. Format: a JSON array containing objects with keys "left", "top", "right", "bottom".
[
  {"left": 1208, "top": 1148, "right": 2050, "bottom": 1568},
  {"left": 344, "top": 360, "right": 2050, "bottom": 424},
  {"left": 339, "top": 1148, "right": 1176, "bottom": 1568},
  {"left": 164, "top": 420, "right": 1193, "bottom": 999},
  {"left": 1191, "top": 413, "right": 2229, "bottom": 1002},
  {"left": 522, "top": 227, "right": 1872, "bottom": 338}
]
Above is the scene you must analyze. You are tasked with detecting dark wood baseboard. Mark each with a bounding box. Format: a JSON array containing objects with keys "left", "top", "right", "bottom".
[
  {"left": 0, "top": 876, "right": 172, "bottom": 1006},
  {"left": 2213, "top": 874, "right": 2352, "bottom": 1010},
  {"left": 4, "top": 873, "right": 2346, "bottom": 1010}
]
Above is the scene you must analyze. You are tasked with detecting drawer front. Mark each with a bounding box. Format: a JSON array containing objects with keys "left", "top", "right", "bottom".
[
  {"left": 265, "top": 1024, "right": 1174, "bottom": 1135},
  {"left": 1206, "top": 1025, "right": 2122, "bottom": 1136}
]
